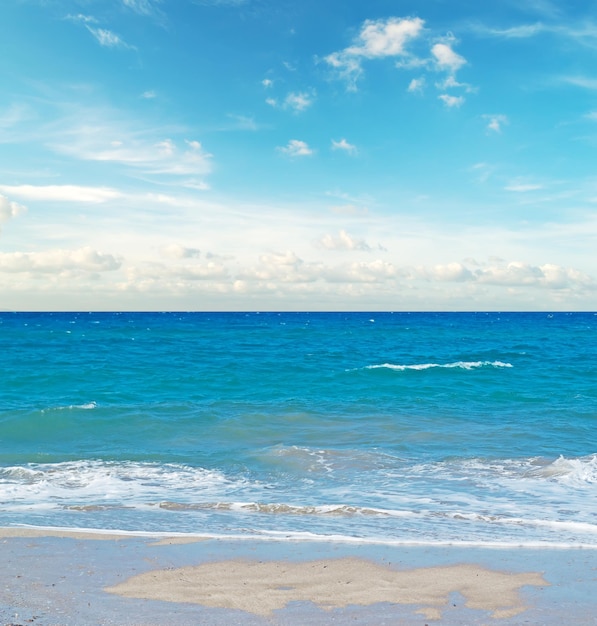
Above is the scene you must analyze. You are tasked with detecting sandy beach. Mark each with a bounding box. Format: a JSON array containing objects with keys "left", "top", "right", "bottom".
[{"left": 1, "top": 528, "right": 595, "bottom": 625}]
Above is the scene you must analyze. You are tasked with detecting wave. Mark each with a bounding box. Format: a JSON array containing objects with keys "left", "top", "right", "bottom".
[
  {"left": 526, "top": 454, "right": 597, "bottom": 486},
  {"left": 157, "top": 501, "right": 417, "bottom": 517},
  {"left": 0, "top": 460, "right": 241, "bottom": 501},
  {"left": 41, "top": 401, "right": 97, "bottom": 412},
  {"left": 362, "top": 360, "right": 513, "bottom": 372}
]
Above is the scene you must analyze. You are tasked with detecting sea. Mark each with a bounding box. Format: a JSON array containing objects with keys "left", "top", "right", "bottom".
[{"left": 0, "top": 311, "right": 595, "bottom": 548}]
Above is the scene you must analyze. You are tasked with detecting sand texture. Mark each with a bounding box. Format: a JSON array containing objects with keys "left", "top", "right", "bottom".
[{"left": 106, "top": 556, "right": 548, "bottom": 620}]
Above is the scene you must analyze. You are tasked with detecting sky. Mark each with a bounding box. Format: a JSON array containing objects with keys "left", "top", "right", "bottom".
[{"left": 1, "top": 0, "right": 597, "bottom": 311}]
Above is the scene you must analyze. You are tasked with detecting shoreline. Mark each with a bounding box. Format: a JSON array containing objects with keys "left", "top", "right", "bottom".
[
  {"left": 3, "top": 525, "right": 597, "bottom": 549},
  {"left": 1, "top": 528, "right": 595, "bottom": 624}
]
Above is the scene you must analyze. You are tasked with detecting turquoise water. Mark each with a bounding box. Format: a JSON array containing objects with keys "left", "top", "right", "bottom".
[{"left": 1, "top": 312, "right": 595, "bottom": 546}]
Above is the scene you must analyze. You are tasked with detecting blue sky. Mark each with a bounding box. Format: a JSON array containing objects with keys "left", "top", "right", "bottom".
[{"left": 1, "top": 0, "right": 596, "bottom": 310}]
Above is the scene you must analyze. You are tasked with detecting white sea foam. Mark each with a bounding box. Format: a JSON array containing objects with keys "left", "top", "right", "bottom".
[
  {"left": 528, "top": 454, "right": 597, "bottom": 485},
  {"left": 0, "top": 460, "right": 249, "bottom": 507},
  {"left": 42, "top": 401, "right": 97, "bottom": 412},
  {"left": 363, "top": 360, "right": 513, "bottom": 371}
]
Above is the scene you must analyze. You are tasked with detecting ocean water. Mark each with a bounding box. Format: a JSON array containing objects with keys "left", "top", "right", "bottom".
[{"left": 0, "top": 311, "right": 595, "bottom": 547}]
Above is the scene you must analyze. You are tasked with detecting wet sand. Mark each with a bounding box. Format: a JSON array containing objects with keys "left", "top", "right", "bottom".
[{"left": 0, "top": 528, "right": 595, "bottom": 625}]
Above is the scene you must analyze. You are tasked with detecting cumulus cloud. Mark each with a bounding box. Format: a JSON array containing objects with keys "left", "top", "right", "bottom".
[
  {"left": 0, "top": 185, "right": 122, "bottom": 203},
  {"left": 431, "top": 43, "right": 467, "bottom": 73},
  {"left": 0, "top": 194, "right": 27, "bottom": 227},
  {"left": 325, "top": 17, "right": 425, "bottom": 90},
  {"left": 331, "top": 138, "right": 357, "bottom": 155},
  {"left": 267, "top": 91, "right": 315, "bottom": 112},
  {"left": 407, "top": 77, "right": 425, "bottom": 93},
  {"left": 324, "top": 259, "right": 397, "bottom": 283},
  {"left": 161, "top": 244, "right": 201, "bottom": 259},
  {"left": 483, "top": 114, "right": 509, "bottom": 133},
  {"left": 318, "top": 230, "right": 371, "bottom": 251},
  {"left": 406, "top": 259, "right": 594, "bottom": 291},
  {"left": 237, "top": 251, "right": 318, "bottom": 284},
  {"left": 0, "top": 247, "right": 121, "bottom": 273},
  {"left": 277, "top": 139, "right": 314, "bottom": 157},
  {"left": 284, "top": 91, "right": 315, "bottom": 112},
  {"left": 475, "top": 262, "right": 593, "bottom": 289},
  {"left": 412, "top": 262, "right": 474, "bottom": 282},
  {"left": 262, "top": 78, "right": 273, "bottom": 88},
  {"left": 439, "top": 94, "right": 465, "bottom": 107}
]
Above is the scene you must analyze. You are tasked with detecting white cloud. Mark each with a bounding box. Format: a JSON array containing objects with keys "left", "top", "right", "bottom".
[
  {"left": 331, "top": 138, "right": 357, "bottom": 155},
  {"left": 483, "top": 114, "right": 509, "bottom": 133},
  {"left": 0, "top": 247, "right": 121, "bottom": 273},
  {"left": 405, "top": 259, "right": 594, "bottom": 291},
  {"left": 161, "top": 244, "right": 201, "bottom": 259},
  {"left": 431, "top": 43, "right": 467, "bottom": 73},
  {"left": 68, "top": 14, "right": 135, "bottom": 50},
  {"left": 562, "top": 75, "right": 597, "bottom": 90},
  {"left": 347, "top": 17, "right": 425, "bottom": 58},
  {"left": 324, "top": 259, "right": 397, "bottom": 283},
  {"left": 0, "top": 194, "right": 27, "bottom": 227},
  {"left": 267, "top": 91, "right": 315, "bottom": 112},
  {"left": 51, "top": 122, "right": 213, "bottom": 178},
  {"left": 277, "top": 140, "right": 314, "bottom": 157},
  {"left": 470, "top": 162, "right": 494, "bottom": 183},
  {"left": 141, "top": 90, "right": 157, "bottom": 99},
  {"left": 318, "top": 230, "right": 371, "bottom": 251},
  {"left": 66, "top": 14, "right": 97, "bottom": 24},
  {"left": 407, "top": 77, "right": 425, "bottom": 93},
  {"left": 439, "top": 94, "right": 465, "bottom": 107},
  {"left": 437, "top": 75, "right": 475, "bottom": 92},
  {"left": 0, "top": 185, "right": 123, "bottom": 203},
  {"left": 473, "top": 261, "right": 593, "bottom": 289},
  {"left": 262, "top": 79, "right": 273, "bottom": 88},
  {"left": 505, "top": 182, "right": 543, "bottom": 192},
  {"left": 325, "top": 17, "right": 425, "bottom": 90},
  {"left": 476, "top": 23, "right": 545, "bottom": 39},
  {"left": 0, "top": 103, "right": 34, "bottom": 132},
  {"left": 122, "top": 0, "right": 161, "bottom": 15},
  {"left": 413, "top": 262, "right": 473, "bottom": 282},
  {"left": 87, "top": 26, "right": 135, "bottom": 49},
  {"left": 284, "top": 91, "right": 315, "bottom": 112}
]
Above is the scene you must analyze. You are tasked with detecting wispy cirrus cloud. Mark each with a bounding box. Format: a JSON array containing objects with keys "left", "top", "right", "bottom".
[
  {"left": 50, "top": 119, "right": 213, "bottom": 181},
  {"left": 0, "top": 185, "right": 123, "bottom": 203},
  {"left": 505, "top": 181, "right": 543, "bottom": 192},
  {"left": 122, "top": 0, "right": 162, "bottom": 16},
  {"left": 67, "top": 14, "right": 136, "bottom": 50}
]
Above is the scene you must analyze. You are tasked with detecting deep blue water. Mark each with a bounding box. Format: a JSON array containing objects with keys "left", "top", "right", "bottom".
[{"left": 0, "top": 312, "right": 595, "bottom": 546}]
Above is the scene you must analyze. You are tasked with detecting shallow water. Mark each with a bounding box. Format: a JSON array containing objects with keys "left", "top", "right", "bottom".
[{"left": 1, "top": 312, "right": 595, "bottom": 546}]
